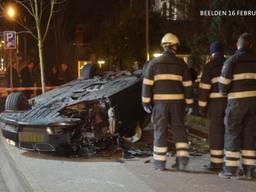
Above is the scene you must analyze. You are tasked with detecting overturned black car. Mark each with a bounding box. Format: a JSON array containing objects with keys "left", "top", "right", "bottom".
[{"left": 0, "top": 71, "right": 148, "bottom": 154}]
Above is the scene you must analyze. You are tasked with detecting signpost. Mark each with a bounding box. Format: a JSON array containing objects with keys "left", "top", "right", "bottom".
[
  {"left": 3, "top": 31, "right": 16, "bottom": 90},
  {"left": 4, "top": 31, "right": 16, "bottom": 49}
]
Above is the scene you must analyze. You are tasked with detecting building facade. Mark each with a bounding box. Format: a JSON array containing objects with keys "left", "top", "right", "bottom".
[{"left": 152, "top": 0, "right": 192, "bottom": 21}]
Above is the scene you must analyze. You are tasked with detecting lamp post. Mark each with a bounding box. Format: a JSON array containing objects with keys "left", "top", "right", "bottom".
[
  {"left": 145, "top": 0, "right": 150, "bottom": 61},
  {"left": 3, "top": 5, "right": 17, "bottom": 90}
]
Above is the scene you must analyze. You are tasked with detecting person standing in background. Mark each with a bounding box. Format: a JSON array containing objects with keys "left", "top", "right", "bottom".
[
  {"left": 20, "top": 60, "right": 36, "bottom": 98},
  {"left": 5, "top": 62, "right": 20, "bottom": 88},
  {"left": 198, "top": 41, "right": 227, "bottom": 171},
  {"left": 58, "top": 63, "right": 72, "bottom": 85}
]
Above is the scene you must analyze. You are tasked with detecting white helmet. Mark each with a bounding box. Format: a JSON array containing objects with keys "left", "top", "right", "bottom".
[{"left": 161, "top": 33, "right": 180, "bottom": 47}]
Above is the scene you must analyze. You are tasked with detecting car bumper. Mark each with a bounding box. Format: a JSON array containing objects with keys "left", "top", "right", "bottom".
[{"left": 1, "top": 123, "right": 72, "bottom": 152}]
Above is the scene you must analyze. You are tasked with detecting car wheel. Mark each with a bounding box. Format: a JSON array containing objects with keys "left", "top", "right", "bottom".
[
  {"left": 123, "top": 123, "right": 143, "bottom": 143},
  {"left": 5, "top": 92, "right": 30, "bottom": 111}
]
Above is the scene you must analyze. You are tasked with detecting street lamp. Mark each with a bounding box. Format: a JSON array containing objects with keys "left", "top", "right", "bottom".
[
  {"left": 5, "top": 5, "right": 16, "bottom": 20},
  {"left": 1, "top": 4, "right": 17, "bottom": 90},
  {"left": 98, "top": 60, "right": 106, "bottom": 69},
  {"left": 153, "top": 53, "right": 162, "bottom": 58}
]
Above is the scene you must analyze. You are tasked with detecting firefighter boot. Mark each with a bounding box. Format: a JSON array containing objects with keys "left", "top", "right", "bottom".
[
  {"left": 171, "top": 158, "right": 178, "bottom": 169},
  {"left": 153, "top": 159, "right": 166, "bottom": 171},
  {"left": 173, "top": 157, "right": 189, "bottom": 171},
  {"left": 253, "top": 167, "right": 256, "bottom": 178},
  {"left": 243, "top": 165, "right": 255, "bottom": 180},
  {"left": 204, "top": 163, "right": 223, "bottom": 172},
  {"left": 154, "top": 163, "right": 166, "bottom": 171},
  {"left": 218, "top": 166, "right": 240, "bottom": 179}
]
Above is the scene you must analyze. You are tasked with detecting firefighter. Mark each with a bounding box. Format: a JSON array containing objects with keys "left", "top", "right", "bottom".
[
  {"left": 218, "top": 33, "right": 256, "bottom": 180},
  {"left": 142, "top": 33, "right": 193, "bottom": 171},
  {"left": 198, "top": 41, "right": 227, "bottom": 171}
]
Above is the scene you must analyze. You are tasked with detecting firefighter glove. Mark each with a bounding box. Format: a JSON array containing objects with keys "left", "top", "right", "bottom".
[
  {"left": 185, "top": 107, "right": 193, "bottom": 115},
  {"left": 143, "top": 105, "right": 152, "bottom": 114}
]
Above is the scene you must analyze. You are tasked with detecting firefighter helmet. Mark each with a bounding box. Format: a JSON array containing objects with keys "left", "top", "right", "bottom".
[{"left": 161, "top": 33, "right": 180, "bottom": 47}]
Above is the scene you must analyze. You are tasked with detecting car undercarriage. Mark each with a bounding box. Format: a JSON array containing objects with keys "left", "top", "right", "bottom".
[{"left": 0, "top": 71, "right": 148, "bottom": 155}]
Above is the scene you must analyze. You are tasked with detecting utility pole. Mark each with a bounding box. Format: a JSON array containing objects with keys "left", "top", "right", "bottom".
[{"left": 145, "top": 0, "right": 150, "bottom": 61}]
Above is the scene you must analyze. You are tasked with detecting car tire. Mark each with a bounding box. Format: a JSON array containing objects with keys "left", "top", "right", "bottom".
[{"left": 5, "top": 92, "right": 30, "bottom": 111}]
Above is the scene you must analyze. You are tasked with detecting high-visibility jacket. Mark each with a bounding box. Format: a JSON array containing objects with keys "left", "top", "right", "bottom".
[
  {"left": 219, "top": 48, "right": 256, "bottom": 99},
  {"left": 142, "top": 51, "right": 193, "bottom": 106},
  {"left": 198, "top": 54, "right": 226, "bottom": 110}
]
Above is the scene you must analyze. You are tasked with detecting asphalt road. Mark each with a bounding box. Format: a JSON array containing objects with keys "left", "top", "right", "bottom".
[
  {"left": 0, "top": 135, "right": 31, "bottom": 192},
  {"left": 0, "top": 170, "right": 9, "bottom": 192},
  {"left": 1, "top": 130, "right": 255, "bottom": 192},
  {"left": 0, "top": 136, "right": 9, "bottom": 192}
]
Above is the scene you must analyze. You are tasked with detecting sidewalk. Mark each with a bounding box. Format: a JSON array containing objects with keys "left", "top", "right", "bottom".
[
  {"left": 0, "top": 170, "right": 9, "bottom": 192},
  {"left": 0, "top": 135, "right": 256, "bottom": 192},
  {"left": 0, "top": 136, "right": 32, "bottom": 192}
]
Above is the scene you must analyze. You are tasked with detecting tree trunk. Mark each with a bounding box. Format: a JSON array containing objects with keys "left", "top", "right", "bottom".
[{"left": 36, "top": 24, "right": 46, "bottom": 93}]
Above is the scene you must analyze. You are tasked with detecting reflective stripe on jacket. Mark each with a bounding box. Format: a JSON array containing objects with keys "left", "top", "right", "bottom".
[
  {"left": 219, "top": 48, "right": 256, "bottom": 100},
  {"left": 142, "top": 50, "right": 193, "bottom": 106}
]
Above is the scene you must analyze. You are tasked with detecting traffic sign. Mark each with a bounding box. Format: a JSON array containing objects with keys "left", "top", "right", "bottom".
[{"left": 4, "top": 31, "right": 16, "bottom": 49}]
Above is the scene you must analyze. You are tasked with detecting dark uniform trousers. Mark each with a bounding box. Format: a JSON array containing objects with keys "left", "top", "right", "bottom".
[
  {"left": 224, "top": 98, "right": 256, "bottom": 171},
  {"left": 207, "top": 99, "right": 227, "bottom": 164},
  {"left": 152, "top": 102, "right": 189, "bottom": 168}
]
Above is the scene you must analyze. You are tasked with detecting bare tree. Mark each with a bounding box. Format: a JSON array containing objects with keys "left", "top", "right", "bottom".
[{"left": 10, "top": 0, "right": 62, "bottom": 93}]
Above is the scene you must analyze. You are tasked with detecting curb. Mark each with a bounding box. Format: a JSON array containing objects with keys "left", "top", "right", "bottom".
[{"left": 0, "top": 135, "right": 33, "bottom": 192}]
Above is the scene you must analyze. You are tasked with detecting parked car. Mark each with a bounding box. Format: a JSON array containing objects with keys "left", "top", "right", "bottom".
[{"left": 0, "top": 70, "right": 148, "bottom": 154}]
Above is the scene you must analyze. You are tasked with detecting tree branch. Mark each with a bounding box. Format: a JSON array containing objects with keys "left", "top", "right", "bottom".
[
  {"left": 38, "top": 0, "right": 43, "bottom": 23},
  {"left": 16, "top": 19, "right": 38, "bottom": 40},
  {"left": 0, "top": 3, "right": 4, "bottom": 11},
  {"left": 29, "top": 0, "right": 36, "bottom": 15},
  {"left": 42, "top": 0, "right": 56, "bottom": 42},
  {"left": 14, "top": 0, "right": 35, "bottom": 18}
]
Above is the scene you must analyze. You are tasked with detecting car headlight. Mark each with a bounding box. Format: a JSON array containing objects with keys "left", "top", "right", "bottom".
[
  {"left": 6, "top": 139, "right": 16, "bottom": 146},
  {"left": 46, "top": 127, "right": 55, "bottom": 135}
]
